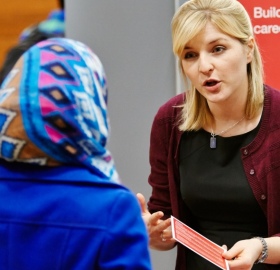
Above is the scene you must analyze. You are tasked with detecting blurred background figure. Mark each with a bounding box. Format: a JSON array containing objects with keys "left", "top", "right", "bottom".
[
  {"left": 19, "top": 0, "right": 64, "bottom": 42},
  {"left": 0, "top": 37, "right": 151, "bottom": 270},
  {"left": 0, "top": 0, "right": 65, "bottom": 85}
]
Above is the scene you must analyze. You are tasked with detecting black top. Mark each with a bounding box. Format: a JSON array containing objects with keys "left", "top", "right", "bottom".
[{"left": 179, "top": 125, "right": 267, "bottom": 269}]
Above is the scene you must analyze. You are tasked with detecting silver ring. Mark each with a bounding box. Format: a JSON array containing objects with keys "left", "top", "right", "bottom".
[{"left": 161, "top": 232, "right": 166, "bottom": 242}]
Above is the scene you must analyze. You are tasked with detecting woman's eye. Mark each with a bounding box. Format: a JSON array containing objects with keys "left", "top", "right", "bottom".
[
  {"left": 213, "top": 46, "right": 225, "bottom": 53},
  {"left": 184, "top": 52, "right": 196, "bottom": 59}
]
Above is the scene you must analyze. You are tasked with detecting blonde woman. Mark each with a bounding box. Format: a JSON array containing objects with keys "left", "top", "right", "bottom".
[{"left": 138, "top": 0, "right": 280, "bottom": 269}]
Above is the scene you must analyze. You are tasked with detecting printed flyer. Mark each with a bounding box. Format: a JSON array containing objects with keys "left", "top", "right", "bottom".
[{"left": 171, "top": 216, "right": 229, "bottom": 270}]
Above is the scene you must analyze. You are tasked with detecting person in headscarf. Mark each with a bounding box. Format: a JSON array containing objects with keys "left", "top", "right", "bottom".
[{"left": 0, "top": 37, "right": 151, "bottom": 270}]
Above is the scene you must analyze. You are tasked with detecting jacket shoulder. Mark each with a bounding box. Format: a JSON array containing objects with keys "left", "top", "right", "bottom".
[
  {"left": 265, "top": 85, "right": 280, "bottom": 116},
  {"left": 155, "top": 93, "right": 184, "bottom": 120}
]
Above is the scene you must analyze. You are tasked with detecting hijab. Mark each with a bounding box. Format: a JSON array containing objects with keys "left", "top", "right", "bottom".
[{"left": 0, "top": 37, "right": 119, "bottom": 183}]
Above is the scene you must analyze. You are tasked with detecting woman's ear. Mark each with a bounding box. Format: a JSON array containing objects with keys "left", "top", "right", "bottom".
[{"left": 246, "top": 37, "right": 254, "bottom": 64}]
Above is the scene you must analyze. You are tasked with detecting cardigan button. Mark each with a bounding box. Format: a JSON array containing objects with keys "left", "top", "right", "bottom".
[
  {"left": 243, "top": 149, "right": 248, "bottom": 155},
  {"left": 260, "top": 194, "right": 266, "bottom": 200},
  {"left": 249, "top": 169, "right": 255, "bottom": 175}
]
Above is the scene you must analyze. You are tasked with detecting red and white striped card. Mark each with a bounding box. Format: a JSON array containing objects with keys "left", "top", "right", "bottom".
[{"left": 171, "top": 216, "right": 229, "bottom": 270}]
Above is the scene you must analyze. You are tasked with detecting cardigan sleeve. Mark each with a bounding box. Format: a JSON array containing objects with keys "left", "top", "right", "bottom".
[
  {"left": 147, "top": 108, "right": 172, "bottom": 216},
  {"left": 147, "top": 94, "right": 184, "bottom": 218}
]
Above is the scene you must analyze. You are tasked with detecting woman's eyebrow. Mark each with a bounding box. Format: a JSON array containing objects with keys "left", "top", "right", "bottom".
[{"left": 184, "top": 38, "right": 228, "bottom": 50}]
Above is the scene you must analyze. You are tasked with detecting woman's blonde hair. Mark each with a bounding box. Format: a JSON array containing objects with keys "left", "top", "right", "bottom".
[{"left": 172, "top": 0, "right": 264, "bottom": 131}]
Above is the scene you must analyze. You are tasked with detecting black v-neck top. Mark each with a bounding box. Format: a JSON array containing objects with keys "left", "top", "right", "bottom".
[{"left": 179, "top": 125, "right": 267, "bottom": 269}]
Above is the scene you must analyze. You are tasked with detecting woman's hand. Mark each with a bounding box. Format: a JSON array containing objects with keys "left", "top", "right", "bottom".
[
  {"left": 223, "top": 238, "right": 263, "bottom": 269},
  {"left": 136, "top": 193, "right": 176, "bottom": 250},
  {"left": 224, "top": 236, "right": 280, "bottom": 269}
]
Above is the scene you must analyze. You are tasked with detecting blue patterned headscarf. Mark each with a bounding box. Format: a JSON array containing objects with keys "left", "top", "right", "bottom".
[{"left": 0, "top": 38, "right": 119, "bottom": 183}]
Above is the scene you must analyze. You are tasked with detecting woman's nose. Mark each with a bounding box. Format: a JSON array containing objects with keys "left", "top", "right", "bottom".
[{"left": 198, "top": 54, "right": 213, "bottom": 74}]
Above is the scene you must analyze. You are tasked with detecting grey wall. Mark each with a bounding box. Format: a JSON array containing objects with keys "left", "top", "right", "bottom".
[{"left": 66, "top": 1, "right": 178, "bottom": 269}]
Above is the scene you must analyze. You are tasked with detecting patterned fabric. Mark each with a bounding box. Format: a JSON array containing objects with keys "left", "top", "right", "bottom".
[{"left": 0, "top": 38, "right": 119, "bottom": 183}]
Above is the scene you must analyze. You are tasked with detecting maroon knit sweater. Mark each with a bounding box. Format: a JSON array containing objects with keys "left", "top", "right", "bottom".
[{"left": 147, "top": 85, "right": 280, "bottom": 270}]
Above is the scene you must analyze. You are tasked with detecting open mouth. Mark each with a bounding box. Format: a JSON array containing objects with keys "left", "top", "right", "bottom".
[{"left": 204, "top": 79, "right": 219, "bottom": 87}]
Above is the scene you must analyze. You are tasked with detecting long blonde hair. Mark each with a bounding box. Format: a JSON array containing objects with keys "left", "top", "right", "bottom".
[{"left": 172, "top": 0, "right": 264, "bottom": 131}]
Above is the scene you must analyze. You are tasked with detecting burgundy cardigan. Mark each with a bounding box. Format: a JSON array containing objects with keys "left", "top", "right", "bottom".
[{"left": 147, "top": 85, "right": 280, "bottom": 270}]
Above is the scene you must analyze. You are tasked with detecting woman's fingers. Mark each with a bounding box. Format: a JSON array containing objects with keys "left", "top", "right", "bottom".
[{"left": 136, "top": 193, "right": 149, "bottom": 215}]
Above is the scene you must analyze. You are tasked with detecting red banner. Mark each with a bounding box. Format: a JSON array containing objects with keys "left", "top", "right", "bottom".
[{"left": 239, "top": 0, "right": 280, "bottom": 90}]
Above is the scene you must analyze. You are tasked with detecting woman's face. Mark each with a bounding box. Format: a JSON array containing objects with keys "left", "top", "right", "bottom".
[{"left": 181, "top": 22, "right": 253, "bottom": 106}]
